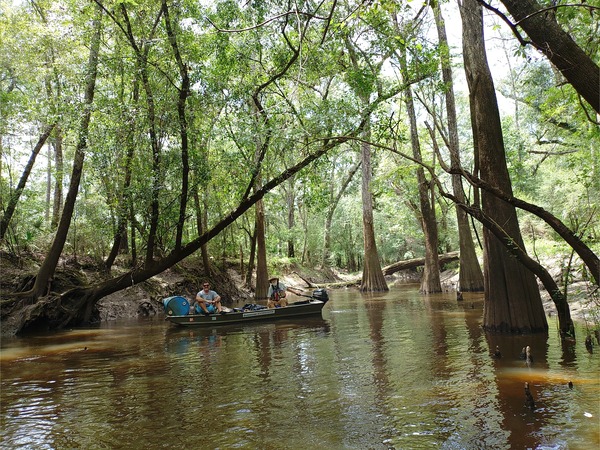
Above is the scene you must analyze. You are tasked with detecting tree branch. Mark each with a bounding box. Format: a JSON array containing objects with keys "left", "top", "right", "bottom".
[{"left": 206, "top": 9, "right": 329, "bottom": 33}]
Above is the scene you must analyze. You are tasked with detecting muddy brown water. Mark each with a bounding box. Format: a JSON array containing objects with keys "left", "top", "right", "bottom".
[{"left": 1, "top": 286, "right": 599, "bottom": 449}]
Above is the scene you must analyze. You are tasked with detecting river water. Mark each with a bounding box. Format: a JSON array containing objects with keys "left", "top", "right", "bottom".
[{"left": 1, "top": 286, "right": 599, "bottom": 449}]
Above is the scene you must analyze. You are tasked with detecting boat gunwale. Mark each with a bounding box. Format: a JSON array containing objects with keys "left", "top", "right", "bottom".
[{"left": 165, "top": 299, "right": 326, "bottom": 327}]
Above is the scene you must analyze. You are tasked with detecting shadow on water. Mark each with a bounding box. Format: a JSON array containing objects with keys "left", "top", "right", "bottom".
[{"left": 1, "top": 286, "right": 599, "bottom": 449}]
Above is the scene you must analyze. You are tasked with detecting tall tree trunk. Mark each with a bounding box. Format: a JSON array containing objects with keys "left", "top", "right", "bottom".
[
  {"left": 191, "top": 176, "right": 211, "bottom": 274},
  {"left": 50, "top": 128, "right": 63, "bottom": 230},
  {"left": 38, "top": 3, "right": 62, "bottom": 231},
  {"left": 460, "top": 0, "right": 547, "bottom": 333},
  {"left": 117, "top": 4, "right": 164, "bottom": 267},
  {"left": 245, "top": 224, "right": 257, "bottom": 287},
  {"left": 141, "top": 68, "right": 161, "bottom": 267},
  {"left": 129, "top": 202, "right": 137, "bottom": 267},
  {"left": 29, "top": 6, "right": 102, "bottom": 298},
  {"left": 284, "top": 176, "right": 296, "bottom": 258},
  {"left": 163, "top": 0, "right": 190, "bottom": 250},
  {"left": 105, "top": 133, "right": 134, "bottom": 271},
  {"left": 45, "top": 141, "right": 51, "bottom": 223},
  {"left": 1, "top": 124, "right": 55, "bottom": 240},
  {"left": 105, "top": 76, "right": 138, "bottom": 272},
  {"left": 497, "top": 0, "right": 600, "bottom": 114},
  {"left": 400, "top": 52, "right": 441, "bottom": 294},
  {"left": 341, "top": 35, "right": 387, "bottom": 291},
  {"left": 201, "top": 193, "right": 211, "bottom": 275},
  {"left": 432, "top": 0, "right": 484, "bottom": 292},
  {"left": 322, "top": 159, "right": 361, "bottom": 267},
  {"left": 255, "top": 197, "right": 268, "bottom": 300},
  {"left": 360, "top": 124, "right": 388, "bottom": 292}
]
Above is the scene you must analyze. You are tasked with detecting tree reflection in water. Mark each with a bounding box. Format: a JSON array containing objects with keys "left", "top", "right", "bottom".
[{"left": 1, "top": 288, "right": 598, "bottom": 449}]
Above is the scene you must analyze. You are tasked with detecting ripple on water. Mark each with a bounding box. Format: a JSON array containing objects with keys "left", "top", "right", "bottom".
[{"left": 1, "top": 297, "right": 599, "bottom": 450}]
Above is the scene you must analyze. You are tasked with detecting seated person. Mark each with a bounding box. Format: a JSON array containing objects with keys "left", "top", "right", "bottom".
[
  {"left": 193, "top": 282, "right": 225, "bottom": 315},
  {"left": 267, "top": 277, "right": 287, "bottom": 308}
]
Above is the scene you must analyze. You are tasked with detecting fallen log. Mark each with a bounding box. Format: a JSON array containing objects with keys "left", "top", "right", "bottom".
[
  {"left": 382, "top": 252, "right": 459, "bottom": 276},
  {"left": 323, "top": 279, "right": 362, "bottom": 289},
  {"left": 291, "top": 271, "right": 318, "bottom": 288},
  {"left": 323, "top": 252, "right": 460, "bottom": 288}
]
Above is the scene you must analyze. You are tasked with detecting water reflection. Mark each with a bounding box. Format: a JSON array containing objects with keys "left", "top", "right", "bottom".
[{"left": 1, "top": 288, "right": 599, "bottom": 449}]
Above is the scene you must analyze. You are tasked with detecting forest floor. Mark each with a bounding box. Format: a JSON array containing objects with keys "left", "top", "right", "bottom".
[{"left": 1, "top": 251, "right": 598, "bottom": 329}]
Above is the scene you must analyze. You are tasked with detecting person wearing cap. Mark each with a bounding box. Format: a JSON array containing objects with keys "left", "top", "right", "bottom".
[
  {"left": 193, "top": 282, "right": 225, "bottom": 315},
  {"left": 267, "top": 277, "right": 287, "bottom": 308}
]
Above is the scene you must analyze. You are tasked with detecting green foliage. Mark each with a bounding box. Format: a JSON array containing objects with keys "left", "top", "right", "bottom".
[
  {"left": 554, "top": 0, "right": 600, "bottom": 59},
  {"left": 1, "top": 0, "right": 597, "bottom": 283},
  {"left": 345, "top": 67, "right": 377, "bottom": 100},
  {"left": 493, "top": 32, "right": 600, "bottom": 259}
]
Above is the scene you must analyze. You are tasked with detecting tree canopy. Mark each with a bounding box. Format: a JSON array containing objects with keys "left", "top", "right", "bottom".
[{"left": 1, "top": 0, "right": 598, "bottom": 335}]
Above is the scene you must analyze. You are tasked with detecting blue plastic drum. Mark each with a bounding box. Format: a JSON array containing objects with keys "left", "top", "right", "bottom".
[{"left": 163, "top": 296, "right": 189, "bottom": 316}]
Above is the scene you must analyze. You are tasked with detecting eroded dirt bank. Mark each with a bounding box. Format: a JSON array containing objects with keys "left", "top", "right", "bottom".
[{"left": 1, "top": 252, "right": 597, "bottom": 332}]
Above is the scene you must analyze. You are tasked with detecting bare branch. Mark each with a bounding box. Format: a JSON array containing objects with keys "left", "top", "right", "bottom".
[
  {"left": 206, "top": 9, "right": 329, "bottom": 33},
  {"left": 475, "top": 0, "right": 531, "bottom": 47},
  {"left": 512, "top": 3, "right": 600, "bottom": 27}
]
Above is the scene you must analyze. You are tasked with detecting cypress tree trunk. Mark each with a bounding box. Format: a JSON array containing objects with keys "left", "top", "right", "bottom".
[
  {"left": 460, "top": 0, "right": 547, "bottom": 333},
  {"left": 399, "top": 51, "right": 441, "bottom": 294},
  {"left": 360, "top": 128, "right": 388, "bottom": 292},
  {"left": 432, "top": 0, "right": 484, "bottom": 292}
]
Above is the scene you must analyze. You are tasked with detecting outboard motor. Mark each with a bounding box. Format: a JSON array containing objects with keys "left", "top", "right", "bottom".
[{"left": 312, "top": 288, "right": 329, "bottom": 303}]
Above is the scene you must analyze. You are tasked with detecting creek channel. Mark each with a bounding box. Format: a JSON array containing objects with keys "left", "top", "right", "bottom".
[{"left": 1, "top": 286, "right": 599, "bottom": 449}]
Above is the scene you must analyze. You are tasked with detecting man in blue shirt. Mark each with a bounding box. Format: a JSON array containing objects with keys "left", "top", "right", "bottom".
[{"left": 193, "top": 282, "right": 225, "bottom": 315}]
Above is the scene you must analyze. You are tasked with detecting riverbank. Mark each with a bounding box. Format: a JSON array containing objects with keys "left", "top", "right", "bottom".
[
  {"left": 96, "top": 260, "right": 598, "bottom": 326},
  {"left": 1, "top": 251, "right": 598, "bottom": 330},
  {"left": 439, "top": 269, "right": 599, "bottom": 326}
]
